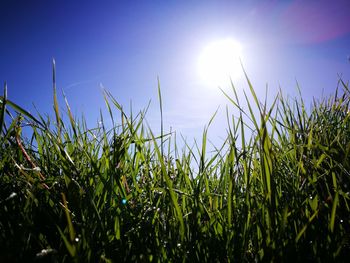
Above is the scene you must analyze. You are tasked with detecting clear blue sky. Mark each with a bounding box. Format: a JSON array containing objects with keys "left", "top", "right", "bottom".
[{"left": 1, "top": 0, "right": 350, "bottom": 144}]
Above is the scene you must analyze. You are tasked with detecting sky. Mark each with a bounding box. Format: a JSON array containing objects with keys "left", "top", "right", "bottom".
[{"left": 1, "top": 0, "right": 350, "bottom": 146}]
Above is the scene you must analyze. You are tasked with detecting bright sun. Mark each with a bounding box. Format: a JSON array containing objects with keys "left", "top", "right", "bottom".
[{"left": 198, "top": 39, "right": 243, "bottom": 86}]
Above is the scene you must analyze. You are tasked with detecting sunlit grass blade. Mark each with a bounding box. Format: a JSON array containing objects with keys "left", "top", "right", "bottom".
[
  {"left": 2, "top": 97, "right": 43, "bottom": 126},
  {"left": 52, "top": 59, "right": 61, "bottom": 138},
  {"left": 157, "top": 76, "right": 164, "bottom": 157}
]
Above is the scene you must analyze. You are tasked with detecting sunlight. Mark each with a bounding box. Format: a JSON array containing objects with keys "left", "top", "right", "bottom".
[{"left": 198, "top": 39, "right": 243, "bottom": 86}]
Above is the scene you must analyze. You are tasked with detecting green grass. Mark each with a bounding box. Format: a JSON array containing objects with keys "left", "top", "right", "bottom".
[{"left": 1, "top": 66, "right": 350, "bottom": 262}]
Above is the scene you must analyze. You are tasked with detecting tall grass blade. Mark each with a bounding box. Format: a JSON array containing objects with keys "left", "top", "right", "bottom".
[
  {"left": 52, "top": 59, "right": 61, "bottom": 138},
  {"left": 157, "top": 77, "right": 164, "bottom": 157},
  {"left": 0, "top": 83, "right": 7, "bottom": 134}
]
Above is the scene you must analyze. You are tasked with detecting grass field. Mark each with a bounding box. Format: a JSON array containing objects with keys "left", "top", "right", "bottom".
[{"left": 1, "top": 68, "right": 350, "bottom": 262}]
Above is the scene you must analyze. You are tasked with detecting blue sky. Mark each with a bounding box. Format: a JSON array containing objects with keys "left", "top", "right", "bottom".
[{"left": 1, "top": 0, "right": 350, "bottom": 144}]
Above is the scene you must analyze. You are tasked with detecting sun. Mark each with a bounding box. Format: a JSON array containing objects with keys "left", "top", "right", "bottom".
[{"left": 198, "top": 39, "right": 243, "bottom": 86}]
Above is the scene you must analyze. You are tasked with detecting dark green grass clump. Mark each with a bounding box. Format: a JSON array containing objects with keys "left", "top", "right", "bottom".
[{"left": 1, "top": 71, "right": 350, "bottom": 262}]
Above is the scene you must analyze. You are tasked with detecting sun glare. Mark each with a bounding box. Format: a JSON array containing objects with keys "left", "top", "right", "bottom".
[{"left": 198, "top": 39, "right": 243, "bottom": 86}]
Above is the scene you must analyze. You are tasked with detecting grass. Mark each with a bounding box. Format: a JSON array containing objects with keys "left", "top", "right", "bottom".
[{"left": 0, "top": 65, "right": 350, "bottom": 262}]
